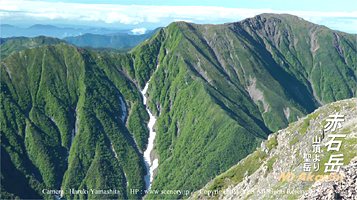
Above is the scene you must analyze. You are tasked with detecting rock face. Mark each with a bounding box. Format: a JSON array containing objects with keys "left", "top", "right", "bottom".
[
  {"left": 300, "top": 157, "right": 357, "bottom": 200},
  {"left": 190, "top": 98, "right": 357, "bottom": 200}
]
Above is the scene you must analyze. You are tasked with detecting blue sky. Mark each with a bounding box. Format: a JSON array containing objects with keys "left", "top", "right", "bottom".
[
  {"left": 1, "top": 0, "right": 356, "bottom": 33},
  {"left": 38, "top": 0, "right": 356, "bottom": 12}
]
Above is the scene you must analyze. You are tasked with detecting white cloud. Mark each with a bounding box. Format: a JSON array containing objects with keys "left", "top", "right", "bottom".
[
  {"left": 174, "top": 19, "right": 194, "bottom": 23},
  {"left": 131, "top": 28, "right": 147, "bottom": 35},
  {"left": 40, "top": 7, "right": 56, "bottom": 13},
  {"left": 0, "top": 1, "right": 356, "bottom": 33},
  {"left": 0, "top": 1, "right": 19, "bottom": 11}
]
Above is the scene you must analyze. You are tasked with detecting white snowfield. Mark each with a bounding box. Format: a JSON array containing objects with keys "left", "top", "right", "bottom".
[{"left": 142, "top": 64, "right": 160, "bottom": 190}]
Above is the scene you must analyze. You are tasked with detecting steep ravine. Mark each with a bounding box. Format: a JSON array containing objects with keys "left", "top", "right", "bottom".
[{"left": 142, "top": 64, "right": 160, "bottom": 190}]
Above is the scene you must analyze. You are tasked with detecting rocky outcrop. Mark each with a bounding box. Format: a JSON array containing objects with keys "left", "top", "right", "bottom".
[
  {"left": 300, "top": 156, "right": 357, "bottom": 200},
  {"left": 190, "top": 98, "right": 357, "bottom": 200}
]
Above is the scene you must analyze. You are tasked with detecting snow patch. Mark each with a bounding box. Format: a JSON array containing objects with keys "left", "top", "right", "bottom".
[{"left": 142, "top": 64, "right": 160, "bottom": 190}]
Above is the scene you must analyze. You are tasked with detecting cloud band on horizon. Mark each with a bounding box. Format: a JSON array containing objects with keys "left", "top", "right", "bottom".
[{"left": 0, "top": 0, "right": 356, "bottom": 33}]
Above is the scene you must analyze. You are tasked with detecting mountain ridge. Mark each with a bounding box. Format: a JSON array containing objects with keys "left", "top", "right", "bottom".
[
  {"left": 132, "top": 13, "right": 356, "bottom": 199},
  {"left": 189, "top": 98, "right": 357, "bottom": 199},
  {"left": 1, "top": 13, "right": 356, "bottom": 199},
  {"left": 0, "top": 36, "right": 67, "bottom": 58}
]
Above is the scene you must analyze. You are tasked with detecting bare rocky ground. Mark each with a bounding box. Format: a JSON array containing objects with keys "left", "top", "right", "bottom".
[
  {"left": 190, "top": 98, "right": 357, "bottom": 200},
  {"left": 300, "top": 156, "right": 357, "bottom": 200}
]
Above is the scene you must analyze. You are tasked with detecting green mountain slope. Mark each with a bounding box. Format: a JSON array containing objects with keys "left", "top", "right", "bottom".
[
  {"left": 0, "top": 36, "right": 66, "bottom": 59},
  {"left": 1, "top": 14, "right": 356, "bottom": 200},
  {"left": 0, "top": 37, "right": 28, "bottom": 45},
  {"left": 80, "top": 46, "right": 133, "bottom": 53},
  {"left": 0, "top": 44, "right": 150, "bottom": 199},
  {"left": 141, "top": 14, "right": 356, "bottom": 199},
  {"left": 190, "top": 98, "right": 357, "bottom": 199}
]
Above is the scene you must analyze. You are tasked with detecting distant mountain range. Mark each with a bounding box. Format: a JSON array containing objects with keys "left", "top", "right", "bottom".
[
  {"left": 0, "top": 26, "right": 161, "bottom": 53},
  {"left": 0, "top": 35, "right": 150, "bottom": 59},
  {"left": 63, "top": 28, "right": 161, "bottom": 48},
  {"left": 0, "top": 24, "right": 148, "bottom": 39}
]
